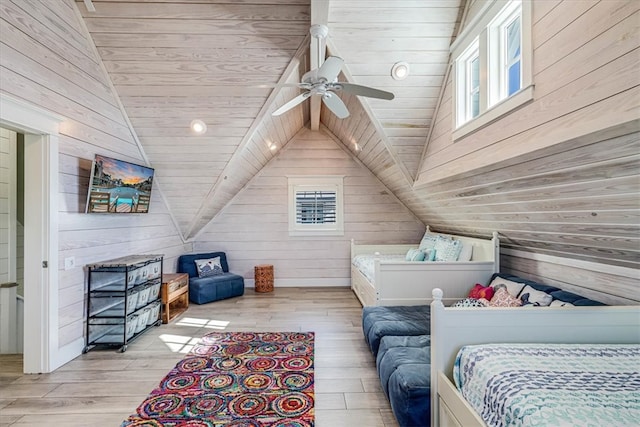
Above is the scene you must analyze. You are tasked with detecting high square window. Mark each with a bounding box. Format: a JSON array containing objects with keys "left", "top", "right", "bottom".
[
  {"left": 288, "top": 176, "right": 344, "bottom": 236},
  {"left": 452, "top": 0, "right": 533, "bottom": 139}
]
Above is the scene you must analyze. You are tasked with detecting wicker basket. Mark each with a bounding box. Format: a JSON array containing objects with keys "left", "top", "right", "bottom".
[{"left": 254, "top": 264, "right": 274, "bottom": 293}]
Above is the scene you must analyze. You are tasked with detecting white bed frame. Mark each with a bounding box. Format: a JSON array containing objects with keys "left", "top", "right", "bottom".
[
  {"left": 430, "top": 288, "right": 640, "bottom": 427},
  {"left": 350, "top": 228, "right": 500, "bottom": 307}
]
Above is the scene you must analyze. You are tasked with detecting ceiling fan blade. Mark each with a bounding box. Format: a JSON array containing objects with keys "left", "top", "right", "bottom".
[
  {"left": 317, "top": 56, "right": 344, "bottom": 82},
  {"left": 272, "top": 92, "right": 311, "bottom": 116},
  {"left": 334, "top": 83, "right": 395, "bottom": 100},
  {"left": 322, "top": 93, "right": 350, "bottom": 119}
]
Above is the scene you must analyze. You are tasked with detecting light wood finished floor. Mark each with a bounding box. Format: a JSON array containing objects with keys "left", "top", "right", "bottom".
[{"left": 0, "top": 287, "right": 400, "bottom": 427}]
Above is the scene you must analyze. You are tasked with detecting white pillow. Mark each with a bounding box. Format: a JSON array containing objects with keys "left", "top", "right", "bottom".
[
  {"left": 519, "top": 285, "right": 553, "bottom": 307},
  {"left": 457, "top": 240, "right": 473, "bottom": 261}
]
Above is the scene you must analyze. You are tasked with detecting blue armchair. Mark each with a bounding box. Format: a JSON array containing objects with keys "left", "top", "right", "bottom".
[{"left": 177, "top": 252, "right": 244, "bottom": 304}]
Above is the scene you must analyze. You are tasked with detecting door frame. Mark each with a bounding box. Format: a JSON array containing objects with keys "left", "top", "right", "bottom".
[{"left": 0, "top": 93, "right": 63, "bottom": 373}]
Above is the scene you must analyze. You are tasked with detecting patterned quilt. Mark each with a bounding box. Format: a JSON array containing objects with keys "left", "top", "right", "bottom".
[
  {"left": 454, "top": 343, "right": 640, "bottom": 427},
  {"left": 352, "top": 254, "right": 405, "bottom": 283}
]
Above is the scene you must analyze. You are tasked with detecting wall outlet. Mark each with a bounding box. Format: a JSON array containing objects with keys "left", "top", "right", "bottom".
[{"left": 64, "top": 256, "right": 75, "bottom": 270}]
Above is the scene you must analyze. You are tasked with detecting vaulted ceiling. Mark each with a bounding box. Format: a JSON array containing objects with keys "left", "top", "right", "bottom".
[{"left": 77, "top": 0, "right": 463, "bottom": 240}]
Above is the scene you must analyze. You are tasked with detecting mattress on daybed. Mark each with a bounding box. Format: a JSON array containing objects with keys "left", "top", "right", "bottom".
[
  {"left": 454, "top": 343, "right": 640, "bottom": 427},
  {"left": 352, "top": 253, "right": 405, "bottom": 283}
]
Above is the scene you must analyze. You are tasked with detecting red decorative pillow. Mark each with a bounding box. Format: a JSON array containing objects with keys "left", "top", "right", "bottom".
[{"left": 468, "top": 283, "right": 495, "bottom": 300}]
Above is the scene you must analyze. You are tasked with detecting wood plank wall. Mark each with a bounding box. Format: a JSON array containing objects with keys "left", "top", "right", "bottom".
[
  {"left": 409, "top": 0, "right": 640, "bottom": 288},
  {"left": 0, "top": 0, "right": 190, "bottom": 348},
  {"left": 194, "top": 127, "right": 425, "bottom": 286},
  {"left": 416, "top": 0, "right": 639, "bottom": 184},
  {"left": 501, "top": 249, "right": 639, "bottom": 305},
  {"left": 320, "top": 0, "right": 639, "bottom": 294}
]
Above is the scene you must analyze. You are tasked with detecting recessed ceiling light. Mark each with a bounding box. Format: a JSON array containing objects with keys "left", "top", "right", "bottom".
[
  {"left": 190, "top": 119, "right": 207, "bottom": 135},
  {"left": 391, "top": 62, "right": 410, "bottom": 80},
  {"left": 269, "top": 143, "right": 278, "bottom": 151}
]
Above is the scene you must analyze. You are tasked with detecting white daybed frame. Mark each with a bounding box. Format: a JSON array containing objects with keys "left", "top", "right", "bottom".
[
  {"left": 350, "top": 228, "right": 500, "bottom": 306},
  {"left": 429, "top": 288, "right": 640, "bottom": 427}
]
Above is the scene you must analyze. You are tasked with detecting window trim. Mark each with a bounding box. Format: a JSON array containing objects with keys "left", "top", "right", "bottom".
[
  {"left": 451, "top": 0, "right": 533, "bottom": 141},
  {"left": 489, "top": 0, "right": 522, "bottom": 106},
  {"left": 456, "top": 38, "right": 480, "bottom": 126},
  {"left": 287, "top": 175, "right": 344, "bottom": 237}
]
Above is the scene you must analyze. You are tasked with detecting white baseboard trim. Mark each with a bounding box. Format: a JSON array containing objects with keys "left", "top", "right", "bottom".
[
  {"left": 245, "top": 278, "right": 350, "bottom": 288},
  {"left": 53, "top": 337, "right": 85, "bottom": 371}
]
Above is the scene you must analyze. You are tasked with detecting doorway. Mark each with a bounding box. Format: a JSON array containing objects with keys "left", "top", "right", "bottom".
[
  {"left": 0, "top": 127, "right": 23, "bottom": 356},
  {"left": 0, "top": 93, "right": 63, "bottom": 373}
]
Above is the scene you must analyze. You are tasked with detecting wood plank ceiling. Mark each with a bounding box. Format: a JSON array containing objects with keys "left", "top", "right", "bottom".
[{"left": 76, "top": 0, "right": 463, "bottom": 240}]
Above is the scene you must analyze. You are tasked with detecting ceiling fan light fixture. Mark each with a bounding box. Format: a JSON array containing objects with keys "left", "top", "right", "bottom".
[
  {"left": 391, "top": 62, "right": 410, "bottom": 80},
  {"left": 190, "top": 119, "right": 207, "bottom": 135},
  {"left": 272, "top": 55, "right": 395, "bottom": 118},
  {"left": 309, "top": 24, "right": 329, "bottom": 40}
]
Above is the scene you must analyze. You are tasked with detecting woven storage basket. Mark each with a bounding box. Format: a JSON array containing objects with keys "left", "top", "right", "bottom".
[{"left": 254, "top": 264, "right": 274, "bottom": 293}]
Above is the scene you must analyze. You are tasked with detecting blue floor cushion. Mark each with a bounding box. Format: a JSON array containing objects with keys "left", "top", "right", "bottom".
[
  {"left": 362, "top": 305, "right": 430, "bottom": 341},
  {"left": 378, "top": 345, "right": 430, "bottom": 399},
  {"left": 388, "top": 363, "right": 431, "bottom": 427},
  {"left": 377, "top": 335, "right": 431, "bottom": 378},
  {"left": 362, "top": 307, "right": 430, "bottom": 356}
]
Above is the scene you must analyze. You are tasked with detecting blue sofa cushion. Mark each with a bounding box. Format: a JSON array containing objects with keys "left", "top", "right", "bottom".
[
  {"left": 377, "top": 335, "right": 430, "bottom": 377},
  {"left": 363, "top": 305, "right": 429, "bottom": 339},
  {"left": 188, "top": 273, "right": 244, "bottom": 305},
  {"left": 178, "top": 252, "right": 230, "bottom": 278},
  {"left": 362, "top": 305, "right": 430, "bottom": 356},
  {"left": 366, "top": 319, "right": 429, "bottom": 357},
  {"left": 379, "top": 345, "right": 430, "bottom": 399},
  {"left": 551, "top": 290, "right": 606, "bottom": 306},
  {"left": 573, "top": 298, "right": 606, "bottom": 306},
  {"left": 388, "top": 363, "right": 431, "bottom": 427}
]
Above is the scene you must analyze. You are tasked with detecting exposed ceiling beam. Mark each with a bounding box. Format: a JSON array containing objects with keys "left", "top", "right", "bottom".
[
  {"left": 83, "top": 0, "right": 95, "bottom": 12},
  {"left": 311, "top": 0, "right": 330, "bottom": 26},
  {"left": 310, "top": 0, "right": 330, "bottom": 131}
]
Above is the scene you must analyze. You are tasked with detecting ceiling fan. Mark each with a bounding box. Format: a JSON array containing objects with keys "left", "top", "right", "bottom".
[{"left": 272, "top": 56, "right": 395, "bottom": 119}]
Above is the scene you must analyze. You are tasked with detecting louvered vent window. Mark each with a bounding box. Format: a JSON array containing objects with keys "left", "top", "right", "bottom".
[
  {"left": 288, "top": 176, "right": 344, "bottom": 236},
  {"left": 296, "top": 191, "right": 336, "bottom": 224}
]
